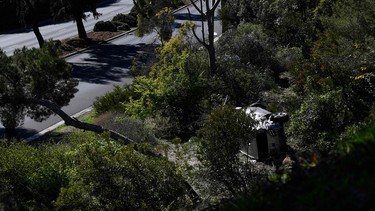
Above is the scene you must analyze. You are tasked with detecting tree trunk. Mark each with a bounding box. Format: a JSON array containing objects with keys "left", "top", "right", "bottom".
[
  {"left": 5, "top": 127, "right": 18, "bottom": 141},
  {"left": 207, "top": 6, "right": 217, "bottom": 74},
  {"left": 27, "top": 98, "right": 136, "bottom": 143},
  {"left": 189, "top": 0, "right": 220, "bottom": 75},
  {"left": 24, "top": 0, "right": 44, "bottom": 48},
  {"left": 74, "top": 13, "right": 87, "bottom": 39},
  {"left": 32, "top": 21, "right": 44, "bottom": 48}
]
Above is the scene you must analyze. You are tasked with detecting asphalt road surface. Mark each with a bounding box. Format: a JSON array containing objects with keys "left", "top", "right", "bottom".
[
  {"left": 0, "top": 2, "right": 222, "bottom": 140},
  {"left": 0, "top": 0, "right": 134, "bottom": 56}
]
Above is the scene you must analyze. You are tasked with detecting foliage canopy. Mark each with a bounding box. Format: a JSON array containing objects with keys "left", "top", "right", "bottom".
[{"left": 0, "top": 42, "right": 78, "bottom": 139}]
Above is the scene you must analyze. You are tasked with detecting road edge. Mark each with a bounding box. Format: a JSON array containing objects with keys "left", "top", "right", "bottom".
[
  {"left": 63, "top": 1, "right": 196, "bottom": 59},
  {"left": 24, "top": 107, "right": 93, "bottom": 142}
]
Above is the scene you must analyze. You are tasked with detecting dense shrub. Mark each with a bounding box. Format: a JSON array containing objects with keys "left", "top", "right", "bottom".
[
  {"left": 112, "top": 13, "right": 137, "bottom": 27},
  {"left": 111, "top": 20, "right": 123, "bottom": 28},
  {"left": 96, "top": 112, "right": 157, "bottom": 144},
  {"left": 0, "top": 132, "right": 190, "bottom": 210},
  {"left": 112, "top": 13, "right": 127, "bottom": 23},
  {"left": 117, "top": 23, "right": 131, "bottom": 31},
  {"left": 124, "top": 32, "right": 210, "bottom": 139},
  {"left": 93, "top": 21, "right": 117, "bottom": 32},
  {"left": 287, "top": 90, "right": 348, "bottom": 153},
  {"left": 197, "top": 106, "right": 262, "bottom": 197},
  {"left": 222, "top": 121, "right": 375, "bottom": 210},
  {"left": 111, "top": 21, "right": 131, "bottom": 31},
  {"left": 0, "top": 142, "right": 67, "bottom": 210},
  {"left": 93, "top": 85, "right": 134, "bottom": 114},
  {"left": 215, "top": 23, "right": 279, "bottom": 105},
  {"left": 54, "top": 133, "right": 188, "bottom": 210}
]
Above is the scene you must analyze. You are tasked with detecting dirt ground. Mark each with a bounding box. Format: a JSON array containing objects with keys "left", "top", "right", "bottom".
[{"left": 60, "top": 31, "right": 125, "bottom": 56}]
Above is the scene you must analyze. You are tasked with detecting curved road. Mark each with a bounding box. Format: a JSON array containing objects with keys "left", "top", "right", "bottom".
[
  {"left": 0, "top": 0, "right": 134, "bottom": 56},
  {"left": 0, "top": 2, "right": 222, "bottom": 140}
]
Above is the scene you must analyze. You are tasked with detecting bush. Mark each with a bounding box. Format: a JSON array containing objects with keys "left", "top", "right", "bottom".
[
  {"left": 0, "top": 142, "right": 67, "bottom": 210},
  {"left": 93, "top": 85, "right": 134, "bottom": 114},
  {"left": 0, "top": 132, "right": 191, "bottom": 210},
  {"left": 93, "top": 21, "right": 117, "bottom": 32},
  {"left": 123, "top": 28, "right": 212, "bottom": 139},
  {"left": 197, "top": 106, "right": 260, "bottom": 196},
  {"left": 111, "top": 21, "right": 131, "bottom": 31},
  {"left": 112, "top": 13, "right": 137, "bottom": 27},
  {"left": 111, "top": 20, "right": 124, "bottom": 28},
  {"left": 287, "top": 90, "right": 348, "bottom": 153},
  {"left": 96, "top": 112, "right": 157, "bottom": 145},
  {"left": 54, "top": 133, "right": 188, "bottom": 210},
  {"left": 223, "top": 121, "right": 375, "bottom": 210},
  {"left": 215, "top": 23, "right": 279, "bottom": 105},
  {"left": 117, "top": 23, "right": 131, "bottom": 31}
]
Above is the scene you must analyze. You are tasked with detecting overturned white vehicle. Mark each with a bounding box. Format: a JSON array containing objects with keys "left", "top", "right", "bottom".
[{"left": 237, "top": 104, "right": 289, "bottom": 162}]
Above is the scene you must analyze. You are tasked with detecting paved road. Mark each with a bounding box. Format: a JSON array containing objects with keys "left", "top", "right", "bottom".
[
  {"left": 0, "top": 0, "right": 134, "bottom": 56},
  {"left": 0, "top": 3, "right": 222, "bottom": 140}
]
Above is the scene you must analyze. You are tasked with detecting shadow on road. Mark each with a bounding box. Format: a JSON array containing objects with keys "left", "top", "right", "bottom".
[
  {"left": 175, "top": 13, "right": 205, "bottom": 21},
  {"left": 0, "top": 127, "right": 39, "bottom": 140},
  {"left": 174, "top": 13, "right": 220, "bottom": 21},
  {"left": 71, "top": 43, "right": 156, "bottom": 84},
  {"left": 97, "top": 0, "right": 122, "bottom": 9}
]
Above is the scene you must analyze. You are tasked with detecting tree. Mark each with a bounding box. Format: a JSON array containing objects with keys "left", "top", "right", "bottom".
[
  {"left": 0, "top": 42, "right": 141, "bottom": 146},
  {"left": 0, "top": 42, "right": 77, "bottom": 140},
  {"left": 220, "top": 0, "right": 321, "bottom": 58},
  {"left": 0, "top": 43, "right": 201, "bottom": 204},
  {"left": 188, "top": 0, "right": 221, "bottom": 74},
  {"left": 10, "top": 0, "right": 48, "bottom": 47},
  {"left": 219, "top": 0, "right": 240, "bottom": 31},
  {"left": 287, "top": 90, "right": 348, "bottom": 153},
  {"left": 197, "top": 105, "right": 259, "bottom": 196},
  {"left": 51, "top": 0, "right": 100, "bottom": 39},
  {"left": 154, "top": 7, "right": 175, "bottom": 45},
  {"left": 124, "top": 24, "right": 210, "bottom": 138},
  {"left": 0, "top": 38, "right": 200, "bottom": 148},
  {"left": 284, "top": 0, "right": 375, "bottom": 154},
  {"left": 214, "top": 23, "right": 279, "bottom": 105},
  {"left": 133, "top": 0, "right": 178, "bottom": 44}
]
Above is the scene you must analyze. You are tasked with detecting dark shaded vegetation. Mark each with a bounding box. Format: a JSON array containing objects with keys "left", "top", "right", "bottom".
[
  {"left": 93, "top": 12, "right": 138, "bottom": 32},
  {"left": 94, "top": 20, "right": 117, "bottom": 32},
  {"left": 0, "top": 41, "right": 78, "bottom": 140},
  {"left": 0, "top": 132, "right": 189, "bottom": 210},
  {"left": 94, "top": 0, "right": 375, "bottom": 208},
  {"left": 1, "top": 0, "right": 375, "bottom": 209},
  {"left": 133, "top": 0, "right": 186, "bottom": 44},
  {"left": 221, "top": 121, "right": 375, "bottom": 210},
  {"left": 112, "top": 13, "right": 138, "bottom": 28}
]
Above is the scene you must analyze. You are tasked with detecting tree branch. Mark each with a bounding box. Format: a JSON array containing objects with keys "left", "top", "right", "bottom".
[
  {"left": 26, "top": 98, "right": 158, "bottom": 156},
  {"left": 212, "top": 0, "right": 221, "bottom": 12},
  {"left": 190, "top": 0, "right": 205, "bottom": 17},
  {"left": 187, "top": 8, "right": 208, "bottom": 48}
]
